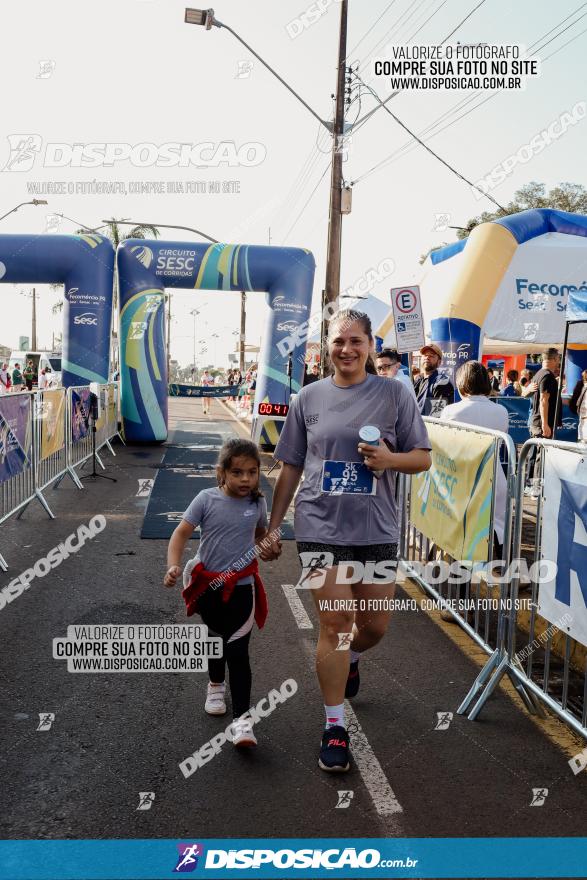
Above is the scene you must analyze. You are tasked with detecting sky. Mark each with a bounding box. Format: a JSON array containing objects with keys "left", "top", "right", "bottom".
[{"left": 1, "top": 0, "right": 586, "bottom": 367}]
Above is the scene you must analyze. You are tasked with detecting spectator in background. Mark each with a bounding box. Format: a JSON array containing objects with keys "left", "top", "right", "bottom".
[
  {"left": 569, "top": 369, "right": 587, "bottom": 443},
  {"left": 38, "top": 368, "right": 50, "bottom": 390},
  {"left": 23, "top": 360, "right": 35, "bottom": 391},
  {"left": 200, "top": 369, "right": 214, "bottom": 415},
  {"left": 11, "top": 363, "right": 23, "bottom": 391},
  {"left": 487, "top": 368, "right": 500, "bottom": 396},
  {"left": 0, "top": 363, "right": 10, "bottom": 394},
  {"left": 500, "top": 369, "right": 520, "bottom": 397},
  {"left": 303, "top": 363, "right": 320, "bottom": 386},
  {"left": 524, "top": 348, "right": 562, "bottom": 497},
  {"left": 375, "top": 349, "right": 417, "bottom": 400},
  {"left": 441, "top": 359, "right": 509, "bottom": 565},
  {"left": 414, "top": 343, "right": 454, "bottom": 415}
]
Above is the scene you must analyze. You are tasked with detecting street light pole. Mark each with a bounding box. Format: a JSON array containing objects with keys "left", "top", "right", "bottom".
[
  {"left": 31, "top": 288, "right": 37, "bottom": 350},
  {"left": 321, "top": 0, "right": 348, "bottom": 377},
  {"left": 0, "top": 199, "right": 48, "bottom": 224}
]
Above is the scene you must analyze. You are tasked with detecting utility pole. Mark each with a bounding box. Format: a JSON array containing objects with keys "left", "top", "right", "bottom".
[
  {"left": 240, "top": 292, "right": 246, "bottom": 373},
  {"left": 31, "top": 288, "right": 37, "bottom": 350},
  {"left": 321, "top": 0, "right": 348, "bottom": 376}
]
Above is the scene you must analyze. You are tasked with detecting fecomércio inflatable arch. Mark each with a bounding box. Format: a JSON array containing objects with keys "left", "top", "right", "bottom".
[
  {"left": 117, "top": 240, "right": 315, "bottom": 443},
  {"left": 0, "top": 233, "right": 114, "bottom": 384},
  {"left": 382, "top": 209, "right": 587, "bottom": 390}
]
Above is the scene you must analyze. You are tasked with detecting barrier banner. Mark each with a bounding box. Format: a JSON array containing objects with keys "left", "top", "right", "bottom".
[
  {"left": 71, "top": 389, "right": 91, "bottom": 443},
  {"left": 40, "top": 389, "right": 65, "bottom": 460},
  {"left": 168, "top": 384, "right": 234, "bottom": 398},
  {"left": 496, "top": 397, "right": 578, "bottom": 444},
  {"left": 539, "top": 446, "right": 587, "bottom": 646},
  {"left": 0, "top": 394, "right": 32, "bottom": 483},
  {"left": 108, "top": 384, "right": 117, "bottom": 426},
  {"left": 411, "top": 422, "right": 495, "bottom": 561}
]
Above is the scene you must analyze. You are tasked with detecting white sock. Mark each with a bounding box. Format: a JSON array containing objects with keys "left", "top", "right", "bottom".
[
  {"left": 208, "top": 681, "right": 225, "bottom": 691},
  {"left": 350, "top": 650, "right": 361, "bottom": 664},
  {"left": 324, "top": 703, "right": 345, "bottom": 729}
]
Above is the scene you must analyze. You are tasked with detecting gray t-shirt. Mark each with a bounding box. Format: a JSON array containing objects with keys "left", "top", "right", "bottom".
[
  {"left": 274, "top": 374, "right": 430, "bottom": 545},
  {"left": 183, "top": 487, "right": 268, "bottom": 585}
]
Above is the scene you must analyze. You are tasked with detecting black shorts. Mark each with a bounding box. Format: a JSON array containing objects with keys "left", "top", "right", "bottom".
[{"left": 297, "top": 541, "right": 398, "bottom": 567}]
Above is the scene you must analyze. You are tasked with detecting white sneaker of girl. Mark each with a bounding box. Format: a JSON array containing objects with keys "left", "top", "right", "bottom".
[
  {"left": 205, "top": 682, "right": 227, "bottom": 716},
  {"left": 231, "top": 717, "right": 257, "bottom": 748}
]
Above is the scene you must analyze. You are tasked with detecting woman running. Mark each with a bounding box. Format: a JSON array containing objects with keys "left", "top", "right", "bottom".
[
  {"left": 164, "top": 438, "right": 269, "bottom": 747},
  {"left": 261, "top": 310, "right": 431, "bottom": 772}
]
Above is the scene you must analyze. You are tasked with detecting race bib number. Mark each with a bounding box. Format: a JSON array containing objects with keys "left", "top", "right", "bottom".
[{"left": 321, "top": 460, "right": 376, "bottom": 495}]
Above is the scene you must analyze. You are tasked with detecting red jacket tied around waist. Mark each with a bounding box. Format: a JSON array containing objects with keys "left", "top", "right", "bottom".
[{"left": 182, "top": 558, "right": 268, "bottom": 628}]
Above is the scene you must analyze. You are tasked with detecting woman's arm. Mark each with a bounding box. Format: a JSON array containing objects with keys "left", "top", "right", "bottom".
[
  {"left": 164, "top": 519, "right": 195, "bottom": 587},
  {"left": 358, "top": 442, "right": 431, "bottom": 475},
  {"left": 259, "top": 463, "right": 304, "bottom": 559}
]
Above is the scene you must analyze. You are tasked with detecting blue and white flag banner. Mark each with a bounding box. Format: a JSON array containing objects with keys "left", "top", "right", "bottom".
[{"left": 539, "top": 446, "right": 587, "bottom": 646}]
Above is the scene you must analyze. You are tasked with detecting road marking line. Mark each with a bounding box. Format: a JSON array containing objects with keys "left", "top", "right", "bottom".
[
  {"left": 344, "top": 701, "right": 403, "bottom": 815},
  {"left": 282, "top": 584, "right": 314, "bottom": 629},
  {"left": 299, "top": 641, "right": 404, "bottom": 822}
]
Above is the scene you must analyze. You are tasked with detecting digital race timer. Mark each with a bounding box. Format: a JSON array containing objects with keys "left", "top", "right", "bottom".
[{"left": 257, "top": 403, "right": 290, "bottom": 416}]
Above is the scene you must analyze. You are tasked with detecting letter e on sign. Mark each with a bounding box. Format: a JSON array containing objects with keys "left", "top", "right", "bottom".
[{"left": 390, "top": 285, "right": 425, "bottom": 353}]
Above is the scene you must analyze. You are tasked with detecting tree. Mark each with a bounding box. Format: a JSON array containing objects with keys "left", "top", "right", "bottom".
[{"left": 458, "top": 181, "right": 587, "bottom": 239}]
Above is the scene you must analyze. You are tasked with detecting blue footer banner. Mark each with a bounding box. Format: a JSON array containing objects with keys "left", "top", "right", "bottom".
[{"left": 1, "top": 838, "right": 587, "bottom": 879}]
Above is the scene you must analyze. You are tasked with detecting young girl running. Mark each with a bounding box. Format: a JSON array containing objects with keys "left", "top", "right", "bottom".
[{"left": 164, "top": 438, "right": 269, "bottom": 747}]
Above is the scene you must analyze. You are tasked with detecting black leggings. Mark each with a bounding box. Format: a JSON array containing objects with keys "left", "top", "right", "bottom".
[{"left": 197, "top": 583, "right": 254, "bottom": 719}]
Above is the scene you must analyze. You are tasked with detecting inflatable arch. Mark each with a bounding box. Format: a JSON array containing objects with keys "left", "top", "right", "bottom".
[
  {"left": 377, "top": 209, "right": 587, "bottom": 390},
  {"left": 0, "top": 233, "right": 114, "bottom": 385},
  {"left": 117, "top": 240, "right": 315, "bottom": 443}
]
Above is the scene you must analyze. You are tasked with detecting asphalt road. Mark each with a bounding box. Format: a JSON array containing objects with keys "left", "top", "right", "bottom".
[{"left": 1, "top": 397, "right": 586, "bottom": 851}]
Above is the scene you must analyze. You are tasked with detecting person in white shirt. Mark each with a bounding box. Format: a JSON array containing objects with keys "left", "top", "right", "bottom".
[
  {"left": 38, "top": 368, "right": 51, "bottom": 390},
  {"left": 441, "top": 360, "right": 509, "bottom": 552},
  {"left": 375, "top": 349, "right": 417, "bottom": 400},
  {"left": 0, "top": 363, "right": 9, "bottom": 394}
]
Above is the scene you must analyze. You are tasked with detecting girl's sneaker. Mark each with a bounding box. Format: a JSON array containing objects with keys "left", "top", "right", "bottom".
[
  {"left": 232, "top": 717, "right": 257, "bottom": 748},
  {"left": 205, "top": 683, "right": 226, "bottom": 716}
]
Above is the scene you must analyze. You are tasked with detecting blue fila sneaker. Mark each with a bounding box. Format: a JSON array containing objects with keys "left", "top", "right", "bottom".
[{"left": 319, "top": 725, "right": 351, "bottom": 772}]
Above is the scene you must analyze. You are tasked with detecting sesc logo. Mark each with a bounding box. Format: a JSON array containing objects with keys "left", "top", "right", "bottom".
[
  {"left": 277, "top": 320, "right": 300, "bottom": 333},
  {"left": 73, "top": 312, "right": 98, "bottom": 326},
  {"left": 131, "top": 245, "right": 154, "bottom": 269}
]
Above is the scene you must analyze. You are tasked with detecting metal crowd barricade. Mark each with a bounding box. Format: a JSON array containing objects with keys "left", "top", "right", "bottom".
[
  {"left": 467, "top": 438, "right": 587, "bottom": 739},
  {"left": 0, "top": 391, "right": 38, "bottom": 570},
  {"left": 65, "top": 385, "right": 105, "bottom": 482},
  {"left": 398, "top": 417, "right": 539, "bottom": 719},
  {"left": 94, "top": 382, "right": 123, "bottom": 457}
]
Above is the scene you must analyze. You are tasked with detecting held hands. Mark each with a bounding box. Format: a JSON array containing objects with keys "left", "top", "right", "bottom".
[
  {"left": 259, "top": 533, "right": 282, "bottom": 561},
  {"left": 358, "top": 441, "right": 395, "bottom": 472},
  {"left": 163, "top": 565, "right": 182, "bottom": 588}
]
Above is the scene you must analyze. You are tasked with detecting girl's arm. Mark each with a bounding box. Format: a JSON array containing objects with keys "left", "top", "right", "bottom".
[{"left": 164, "top": 519, "right": 195, "bottom": 587}]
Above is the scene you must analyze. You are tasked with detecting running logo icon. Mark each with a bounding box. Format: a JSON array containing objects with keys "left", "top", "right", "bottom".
[
  {"left": 36, "top": 713, "right": 55, "bottom": 731},
  {"left": 435, "top": 712, "right": 453, "bottom": 730},
  {"left": 174, "top": 843, "right": 204, "bottom": 872},
  {"left": 530, "top": 788, "right": 548, "bottom": 806},
  {"left": 335, "top": 790, "right": 354, "bottom": 808},
  {"left": 136, "top": 792, "right": 155, "bottom": 811},
  {"left": 2, "top": 134, "right": 42, "bottom": 171}
]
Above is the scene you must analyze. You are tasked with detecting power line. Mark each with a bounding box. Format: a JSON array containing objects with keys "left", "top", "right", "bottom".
[
  {"left": 344, "top": 0, "right": 400, "bottom": 63},
  {"left": 352, "top": 72, "right": 506, "bottom": 209},
  {"left": 406, "top": 0, "right": 450, "bottom": 43},
  {"left": 351, "top": 0, "right": 488, "bottom": 134},
  {"left": 282, "top": 161, "right": 331, "bottom": 244},
  {"left": 351, "top": 4, "right": 587, "bottom": 185}
]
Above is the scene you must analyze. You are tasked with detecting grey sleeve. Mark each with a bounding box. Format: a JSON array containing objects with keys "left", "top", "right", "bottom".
[
  {"left": 274, "top": 393, "right": 307, "bottom": 467},
  {"left": 183, "top": 492, "right": 206, "bottom": 527},
  {"left": 257, "top": 497, "right": 268, "bottom": 529},
  {"left": 395, "top": 384, "right": 431, "bottom": 452}
]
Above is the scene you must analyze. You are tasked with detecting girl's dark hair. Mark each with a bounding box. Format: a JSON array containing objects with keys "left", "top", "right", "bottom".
[
  {"left": 456, "top": 360, "right": 491, "bottom": 397},
  {"left": 327, "top": 309, "right": 377, "bottom": 375},
  {"left": 216, "top": 438, "right": 264, "bottom": 504}
]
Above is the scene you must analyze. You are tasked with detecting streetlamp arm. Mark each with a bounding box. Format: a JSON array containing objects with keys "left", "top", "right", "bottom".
[
  {"left": 214, "top": 18, "right": 329, "bottom": 132},
  {"left": 102, "top": 220, "right": 219, "bottom": 244}
]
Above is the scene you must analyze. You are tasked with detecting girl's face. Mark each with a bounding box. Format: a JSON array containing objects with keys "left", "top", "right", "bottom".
[
  {"left": 220, "top": 455, "right": 260, "bottom": 497},
  {"left": 328, "top": 320, "right": 373, "bottom": 378}
]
